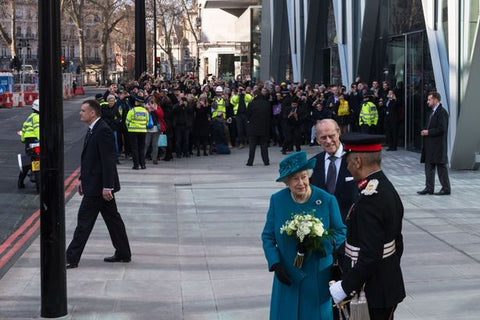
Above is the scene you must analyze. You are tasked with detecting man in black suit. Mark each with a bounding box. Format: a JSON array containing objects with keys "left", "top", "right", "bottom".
[
  {"left": 310, "top": 119, "right": 357, "bottom": 221},
  {"left": 66, "top": 100, "right": 131, "bottom": 269},
  {"left": 246, "top": 88, "right": 271, "bottom": 166},
  {"left": 330, "top": 133, "right": 405, "bottom": 320},
  {"left": 418, "top": 91, "right": 451, "bottom": 195}
]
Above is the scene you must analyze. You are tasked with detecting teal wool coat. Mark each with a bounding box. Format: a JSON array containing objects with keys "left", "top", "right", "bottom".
[{"left": 262, "top": 185, "right": 346, "bottom": 320}]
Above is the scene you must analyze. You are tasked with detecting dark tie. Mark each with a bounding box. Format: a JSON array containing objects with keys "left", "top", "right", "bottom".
[
  {"left": 84, "top": 128, "right": 92, "bottom": 148},
  {"left": 326, "top": 155, "right": 337, "bottom": 194}
]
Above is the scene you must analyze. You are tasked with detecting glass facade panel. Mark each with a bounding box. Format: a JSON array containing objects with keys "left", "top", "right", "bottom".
[{"left": 374, "top": 0, "right": 434, "bottom": 151}]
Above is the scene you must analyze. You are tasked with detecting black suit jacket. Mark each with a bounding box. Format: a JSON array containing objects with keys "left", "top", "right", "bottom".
[
  {"left": 421, "top": 104, "right": 449, "bottom": 164},
  {"left": 80, "top": 118, "right": 120, "bottom": 197},
  {"left": 341, "top": 171, "right": 405, "bottom": 308},
  {"left": 310, "top": 151, "right": 358, "bottom": 221}
]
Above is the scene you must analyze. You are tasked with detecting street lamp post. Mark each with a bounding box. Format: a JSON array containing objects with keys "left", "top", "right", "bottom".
[{"left": 38, "top": 0, "right": 67, "bottom": 317}]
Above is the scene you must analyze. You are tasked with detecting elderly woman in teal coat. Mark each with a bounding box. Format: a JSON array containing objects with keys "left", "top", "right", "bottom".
[{"left": 262, "top": 151, "right": 346, "bottom": 320}]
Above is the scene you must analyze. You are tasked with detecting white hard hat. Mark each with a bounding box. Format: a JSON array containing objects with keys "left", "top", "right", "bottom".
[
  {"left": 215, "top": 86, "right": 223, "bottom": 93},
  {"left": 32, "top": 99, "right": 40, "bottom": 112}
]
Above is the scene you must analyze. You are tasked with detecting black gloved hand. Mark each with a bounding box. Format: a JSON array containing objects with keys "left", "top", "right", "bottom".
[
  {"left": 271, "top": 263, "right": 292, "bottom": 286},
  {"left": 296, "top": 242, "right": 306, "bottom": 254}
]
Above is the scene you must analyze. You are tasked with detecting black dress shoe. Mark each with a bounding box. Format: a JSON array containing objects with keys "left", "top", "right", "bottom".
[
  {"left": 264, "top": 162, "right": 270, "bottom": 166},
  {"left": 434, "top": 189, "right": 451, "bottom": 195},
  {"left": 132, "top": 166, "right": 139, "bottom": 170},
  {"left": 246, "top": 163, "right": 253, "bottom": 166},
  {"left": 140, "top": 165, "right": 146, "bottom": 169},
  {"left": 104, "top": 255, "right": 131, "bottom": 263},
  {"left": 417, "top": 189, "right": 434, "bottom": 195},
  {"left": 66, "top": 263, "right": 78, "bottom": 269}
]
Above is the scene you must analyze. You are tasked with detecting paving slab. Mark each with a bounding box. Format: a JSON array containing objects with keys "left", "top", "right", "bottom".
[{"left": 0, "top": 146, "right": 479, "bottom": 319}]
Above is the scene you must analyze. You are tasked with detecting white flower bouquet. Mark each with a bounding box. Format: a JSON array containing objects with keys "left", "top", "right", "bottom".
[{"left": 280, "top": 211, "right": 331, "bottom": 268}]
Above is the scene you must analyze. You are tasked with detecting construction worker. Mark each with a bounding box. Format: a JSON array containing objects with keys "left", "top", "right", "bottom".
[
  {"left": 211, "top": 86, "right": 226, "bottom": 119},
  {"left": 18, "top": 99, "right": 40, "bottom": 188},
  {"left": 359, "top": 95, "right": 379, "bottom": 134},
  {"left": 230, "top": 85, "right": 253, "bottom": 148}
]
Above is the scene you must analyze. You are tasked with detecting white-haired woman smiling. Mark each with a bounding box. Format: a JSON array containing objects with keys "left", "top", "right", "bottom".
[{"left": 262, "top": 151, "right": 346, "bottom": 320}]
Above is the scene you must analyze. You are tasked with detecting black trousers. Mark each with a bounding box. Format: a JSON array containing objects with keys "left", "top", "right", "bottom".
[
  {"left": 129, "top": 132, "right": 146, "bottom": 167},
  {"left": 247, "top": 135, "right": 269, "bottom": 165},
  {"left": 66, "top": 195, "right": 131, "bottom": 264},
  {"left": 369, "top": 305, "right": 397, "bottom": 320},
  {"left": 425, "top": 162, "right": 451, "bottom": 192},
  {"left": 236, "top": 113, "right": 248, "bottom": 144}
]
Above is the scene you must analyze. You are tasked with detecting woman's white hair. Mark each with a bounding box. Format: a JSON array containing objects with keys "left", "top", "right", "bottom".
[{"left": 282, "top": 169, "right": 313, "bottom": 185}]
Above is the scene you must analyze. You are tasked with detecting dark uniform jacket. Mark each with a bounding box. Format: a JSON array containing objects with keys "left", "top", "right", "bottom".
[
  {"left": 310, "top": 151, "right": 358, "bottom": 221},
  {"left": 80, "top": 118, "right": 120, "bottom": 197},
  {"left": 421, "top": 104, "right": 449, "bottom": 164},
  {"left": 341, "top": 170, "right": 405, "bottom": 309}
]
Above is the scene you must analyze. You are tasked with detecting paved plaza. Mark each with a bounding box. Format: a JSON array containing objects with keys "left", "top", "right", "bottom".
[{"left": 0, "top": 145, "right": 479, "bottom": 319}]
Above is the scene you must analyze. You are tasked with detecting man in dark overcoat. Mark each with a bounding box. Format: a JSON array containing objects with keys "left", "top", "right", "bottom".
[
  {"left": 417, "top": 91, "right": 451, "bottom": 195},
  {"left": 246, "top": 89, "right": 272, "bottom": 166},
  {"left": 329, "top": 133, "right": 405, "bottom": 320}
]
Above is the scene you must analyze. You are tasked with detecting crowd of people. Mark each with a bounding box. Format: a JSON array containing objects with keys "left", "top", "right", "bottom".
[{"left": 95, "top": 73, "right": 404, "bottom": 169}]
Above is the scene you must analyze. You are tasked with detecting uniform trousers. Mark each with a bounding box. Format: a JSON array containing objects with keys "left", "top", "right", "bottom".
[
  {"left": 369, "top": 305, "right": 397, "bottom": 320},
  {"left": 129, "top": 132, "right": 146, "bottom": 168},
  {"left": 66, "top": 196, "right": 131, "bottom": 264},
  {"left": 425, "top": 162, "right": 451, "bottom": 192}
]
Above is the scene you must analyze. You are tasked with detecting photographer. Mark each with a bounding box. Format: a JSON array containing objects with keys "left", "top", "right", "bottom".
[{"left": 172, "top": 95, "right": 194, "bottom": 158}]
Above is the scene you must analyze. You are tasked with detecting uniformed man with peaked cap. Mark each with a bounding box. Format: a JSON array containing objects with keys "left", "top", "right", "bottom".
[{"left": 329, "top": 133, "right": 405, "bottom": 320}]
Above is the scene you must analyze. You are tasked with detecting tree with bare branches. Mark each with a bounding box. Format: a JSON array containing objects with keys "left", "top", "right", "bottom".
[
  {"left": 156, "top": 0, "right": 183, "bottom": 77},
  {"left": 62, "top": 0, "right": 88, "bottom": 72},
  {"left": 88, "top": 0, "right": 129, "bottom": 83},
  {"left": 0, "top": 0, "right": 17, "bottom": 58},
  {"left": 180, "top": 0, "right": 200, "bottom": 74}
]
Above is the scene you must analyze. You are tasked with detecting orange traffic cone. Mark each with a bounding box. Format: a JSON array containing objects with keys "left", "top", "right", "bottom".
[
  {"left": 17, "top": 93, "right": 23, "bottom": 107},
  {"left": 64, "top": 87, "right": 69, "bottom": 99},
  {"left": 26, "top": 93, "right": 33, "bottom": 105},
  {"left": 4, "top": 93, "right": 12, "bottom": 108}
]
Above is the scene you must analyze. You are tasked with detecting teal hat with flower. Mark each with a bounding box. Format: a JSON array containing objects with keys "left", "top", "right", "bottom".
[{"left": 276, "top": 151, "right": 317, "bottom": 182}]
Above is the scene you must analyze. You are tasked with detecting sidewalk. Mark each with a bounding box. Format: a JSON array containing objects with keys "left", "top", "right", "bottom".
[{"left": 0, "top": 146, "right": 479, "bottom": 319}]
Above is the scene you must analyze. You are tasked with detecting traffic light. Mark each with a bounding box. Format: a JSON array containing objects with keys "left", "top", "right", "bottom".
[
  {"left": 61, "top": 56, "right": 66, "bottom": 71},
  {"left": 155, "top": 57, "right": 160, "bottom": 68},
  {"left": 196, "top": 58, "right": 200, "bottom": 70},
  {"left": 10, "top": 56, "right": 21, "bottom": 72}
]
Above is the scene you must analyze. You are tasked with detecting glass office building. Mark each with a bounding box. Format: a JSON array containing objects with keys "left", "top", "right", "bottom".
[{"left": 260, "top": 0, "right": 480, "bottom": 170}]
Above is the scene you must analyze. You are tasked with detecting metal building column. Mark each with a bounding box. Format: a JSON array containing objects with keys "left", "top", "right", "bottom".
[
  {"left": 356, "top": 0, "right": 381, "bottom": 82},
  {"left": 302, "top": 1, "right": 322, "bottom": 83},
  {"left": 269, "top": 0, "right": 290, "bottom": 82},
  {"left": 260, "top": 0, "right": 272, "bottom": 81},
  {"left": 449, "top": 3, "right": 480, "bottom": 170}
]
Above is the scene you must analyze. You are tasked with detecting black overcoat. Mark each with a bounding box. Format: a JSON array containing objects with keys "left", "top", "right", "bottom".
[
  {"left": 420, "top": 104, "right": 449, "bottom": 164},
  {"left": 246, "top": 96, "right": 271, "bottom": 137}
]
